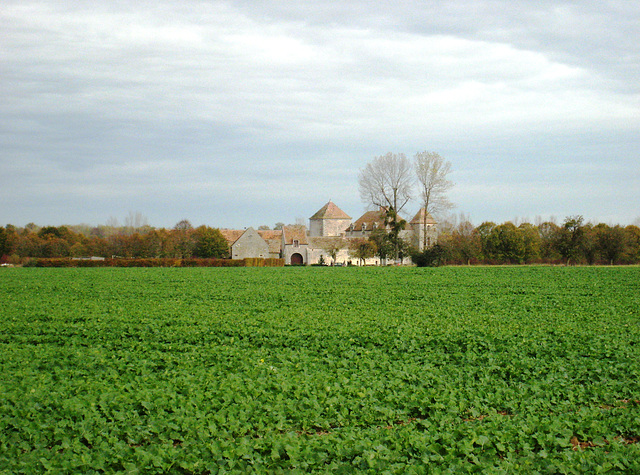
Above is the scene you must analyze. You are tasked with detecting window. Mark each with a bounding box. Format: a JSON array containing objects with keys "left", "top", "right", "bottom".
[
  {"left": 361, "top": 223, "right": 367, "bottom": 231},
  {"left": 293, "top": 239, "right": 299, "bottom": 247}
]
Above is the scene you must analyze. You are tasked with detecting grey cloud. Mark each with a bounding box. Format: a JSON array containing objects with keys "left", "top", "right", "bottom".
[
  {"left": 1, "top": 0, "right": 639, "bottom": 227},
  {"left": 235, "top": 1, "right": 640, "bottom": 91}
]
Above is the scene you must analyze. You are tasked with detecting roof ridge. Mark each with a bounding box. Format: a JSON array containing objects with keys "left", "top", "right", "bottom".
[{"left": 309, "top": 201, "right": 351, "bottom": 220}]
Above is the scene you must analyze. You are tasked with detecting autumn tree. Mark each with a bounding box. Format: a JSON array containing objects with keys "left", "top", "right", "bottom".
[
  {"left": 596, "top": 224, "right": 628, "bottom": 265},
  {"left": 538, "top": 221, "right": 561, "bottom": 262},
  {"left": 368, "top": 230, "right": 393, "bottom": 262},
  {"left": 174, "top": 219, "right": 193, "bottom": 231},
  {"left": 84, "top": 235, "right": 112, "bottom": 258},
  {"left": 485, "top": 222, "right": 525, "bottom": 264},
  {"left": 448, "top": 219, "right": 481, "bottom": 265},
  {"left": 624, "top": 225, "right": 640, "bottom": 263},
  {"left": 37, "top": 226, "right": 74, "bottom": 257},
  {"left": 518, "top": 223, "right": 541, "bottom": 263},
  {"left": 412, "top": 244, "right": 445, "bottom": 267},
  {"left": 15, "top": 232, "right": 44, "bottom": 258},
  {"left": 141, "top": 230, "right": 164, "bottom": 258},
  {"left": 3, "top": 225, "right": 18, "bottom": 255},
  {"left": 414, "top": 151, "right": 454, "bottom": 248},
  {"left": 581, "top": 224, "right": 600, "bottom": 265},
  {"left": 475, "top": 221, "right": 496, "bottom": 262},
  {"left": 349, "top": 238, "right": 377, "bottom": 266},
  {"left": 109, "top": 233, "right": 136, "bottom": 258},
  {"left": 555, "top": 216, "right": 585, "bottom": 265},
  {"left": 193, "top": 226, "right": 228, "bottom": 258},
  {"left": 173, "top": 220, "right": 195, "bottom": 258},
  {"left": 0, "top": 227, "right": 10, "bottom": 258}
]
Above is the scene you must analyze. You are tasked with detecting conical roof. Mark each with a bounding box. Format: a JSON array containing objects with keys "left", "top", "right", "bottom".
[
  {"left": 309, "top": 201, "right": 351, "bottom": 220},
  {"left": 410, "top": 208, "right": 437, "bottom": 225}
]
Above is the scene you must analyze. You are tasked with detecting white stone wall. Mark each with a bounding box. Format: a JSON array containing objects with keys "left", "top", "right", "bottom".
[
  {"left": 324, "top": 218, "right": 351, "bottom": 237},
  {"left": 283, "top": 244, "right": 308, "bottom": 265},
  {"left": 231, "top": 228, "right": 270, "bottom": 260},
  {"left": 305, "top": 242, "right": 403, "bottom": 266},
  {"left": 309, "top": 220, "right": 323, "bottom": 237},
  {"left": 410, "top": 223, "right": 439, "bottom": 251},
  {"left": 309, "top": 218, "right": 351, "bottom": 237},
  {"left": 307, "top": 246, "right": 354, "bottom": 266}
]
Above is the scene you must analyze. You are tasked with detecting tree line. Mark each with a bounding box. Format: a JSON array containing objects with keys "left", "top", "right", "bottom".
[
  {"left": 425, "top": 215, "right": 640, "bottom": 266},
  {"left": 357, "top": 151, "right": 639, "bottom": 266},
  {"left": 1, "top": 215, "right": 638, "bottom": 266},
  {"left": 0, "top": 219, "right": 229, "bottom": 263}
]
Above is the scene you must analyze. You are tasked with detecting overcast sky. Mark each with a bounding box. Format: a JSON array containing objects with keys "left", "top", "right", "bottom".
[{"left": 2, "top": 1, "right": 639, "bottom": 229}]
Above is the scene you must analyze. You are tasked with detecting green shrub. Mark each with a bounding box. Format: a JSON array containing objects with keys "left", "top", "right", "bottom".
[{"left": 411, "top": 244, "right": 445, "bottom": 267}]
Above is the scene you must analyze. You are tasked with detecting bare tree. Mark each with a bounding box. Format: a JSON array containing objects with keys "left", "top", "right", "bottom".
[
  {"left": 124, "top": 211, "right": 149, "bottom": 235},
  {"left": 358, "top": 152, "right": 413, "bottom": 261},
  {"left": 414, "top": 151, "right": 454, "bottom": 248},
  {"left": 358, "top": 152, "right": 413, "bottom": 215},
  {"left": 106, "top": 216, "right": 119, "bottom": 228}
]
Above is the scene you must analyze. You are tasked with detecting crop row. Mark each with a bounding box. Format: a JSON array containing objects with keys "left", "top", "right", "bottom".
[{"left": 1, "top": 266, "right": 639, "bottom": 472}]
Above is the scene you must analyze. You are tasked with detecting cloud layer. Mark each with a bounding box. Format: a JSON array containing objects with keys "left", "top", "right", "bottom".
[{"left": 2, "top": 0, "right": 639, "bottom": 228}]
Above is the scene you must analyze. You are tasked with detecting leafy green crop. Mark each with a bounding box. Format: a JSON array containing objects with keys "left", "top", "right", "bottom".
[{"left": 1, "top": 266, "right": 639, "bottom": 473}]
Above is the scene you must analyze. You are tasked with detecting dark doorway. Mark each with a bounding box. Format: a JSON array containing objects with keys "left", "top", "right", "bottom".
[{"left": 291, "top": 253, "right": 304, "bottom": 265}]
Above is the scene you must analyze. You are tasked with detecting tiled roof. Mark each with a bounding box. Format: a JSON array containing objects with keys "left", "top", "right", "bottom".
[
  {"left": 410, "top": 208, "right": 437, "bottom": 225},
  {"left": 309, "top": 201, "right": 351, "bottom": 220},
  {"left": 283, "top": 225, "right": 309, "bottom": 245},
  {"left": 350, "top": 207, "right": 410, "bottom": 231},
  {"left": 350, "top": 209, "right": 386, "bottom": 232},
  {"left": 220, "top": 229, "right": 283, "bottom": 254},
  {"left": 258, "top": 230, "right": 283, "bottom": 254},
  {"left": 257, "top": 230, "right": 283, "bottom": 241},
  {"left": 219, "top": 229, "right": 245, "bottom": 245}
]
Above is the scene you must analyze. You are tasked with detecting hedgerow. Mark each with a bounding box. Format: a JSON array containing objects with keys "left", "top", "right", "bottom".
[
  {"left": 23, "top": 257, "right": 247, "bottom": 267},
  {"left": 244, "top": 257, "right": 285, "bottom": 267}
]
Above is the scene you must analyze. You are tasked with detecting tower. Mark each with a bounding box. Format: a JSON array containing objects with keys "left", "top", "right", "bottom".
[
  {"left": 410, "top": 208, "right": 438, "bottom": 251},
  {"left": 309, "top": 201, "right": 351, "bottom": 237}
]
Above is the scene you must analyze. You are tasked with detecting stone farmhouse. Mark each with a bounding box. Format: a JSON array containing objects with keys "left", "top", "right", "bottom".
[{"left": 220, "top": 201, "right": 437, "bottom": 266}]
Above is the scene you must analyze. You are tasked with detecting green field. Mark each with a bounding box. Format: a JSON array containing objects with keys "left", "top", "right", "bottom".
[{"left": 1, "top": 267, "right": 639, "bottom": 473}]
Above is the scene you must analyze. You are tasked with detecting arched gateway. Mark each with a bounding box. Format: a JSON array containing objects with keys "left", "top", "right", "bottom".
[{"left": 290, "top": 253, "right": 304, "bottom": 265}]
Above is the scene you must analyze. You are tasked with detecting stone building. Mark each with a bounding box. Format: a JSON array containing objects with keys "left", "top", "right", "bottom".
[
  {"left": 282, "top": 225, "right": 308, "bottom": 266},
  {"left": 220, "top": 228, "right": 282, "bottom": 260},
  {"left": 220, "top": 200, "right": 438, "bottom": 265},
  {"left": 409, "top": 208, "right": 438, "bottom": 250},
  {"left": 308, "top": 201, "right": 352, "bottom": 237}
]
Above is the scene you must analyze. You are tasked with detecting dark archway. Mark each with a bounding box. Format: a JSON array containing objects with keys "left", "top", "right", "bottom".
[{"left": 290, "top": 253, "right": 304, "bottom": 265}]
